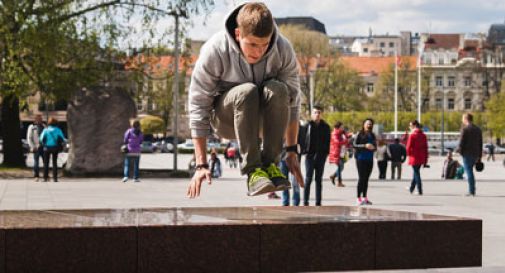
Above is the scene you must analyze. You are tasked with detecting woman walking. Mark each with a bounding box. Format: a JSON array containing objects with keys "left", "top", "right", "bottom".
[
  {"left": 329, "top": 122, "right": 348, "bottom": 187},
  {"left": 352, "top": 118, "right": 377, "bottom": 205},
  {"left": 406, "top": 120, "right": 428, "bottom": 195},
  {"left": 39, "top": 117, "right": 66, "bottom": 182},
  {"left": 123, "top": 119, "right": 143, "bottom": 182}
]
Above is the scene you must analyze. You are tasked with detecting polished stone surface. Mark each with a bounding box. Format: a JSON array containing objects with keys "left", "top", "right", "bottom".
[
  {"left": 0, "top": 206, "right": 481, "bottom": 273},
  {"left": 0, "top": 206, "right": 471, "bottom": 228},
  {"left": 0, "top": 230, "right": 5, "bottom": 273}
]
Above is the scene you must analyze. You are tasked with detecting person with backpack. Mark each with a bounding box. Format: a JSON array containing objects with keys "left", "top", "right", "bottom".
[
  {"left": 39, "top": 117, "right": 66, "bottom": 182},
  {"left": 387, "top": 138, "right": 407, "bottom": 180},
  {"left": 27, "top": 114, "right": 46, "bottom": 181},
  {"left": 122, "top": 119, "right": 143, "bottom": 183}
]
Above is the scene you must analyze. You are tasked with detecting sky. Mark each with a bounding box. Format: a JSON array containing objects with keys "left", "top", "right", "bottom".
[{"left": 183, "top": 0, "right": 505, "bottom": 40}]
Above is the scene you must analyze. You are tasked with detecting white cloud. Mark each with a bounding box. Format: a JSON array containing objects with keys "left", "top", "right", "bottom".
[{"left": 186, "top": 0, "right": 505, "bottom": 40}]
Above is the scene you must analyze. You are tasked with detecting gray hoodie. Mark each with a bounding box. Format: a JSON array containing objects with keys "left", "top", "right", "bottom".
[{"left": 188, "top": 4, "right": 301, "bottom": 137}]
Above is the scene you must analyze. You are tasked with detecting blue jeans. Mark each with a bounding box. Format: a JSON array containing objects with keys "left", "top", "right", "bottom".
[
  {"left": 281, "top": 160, "right": 300, "bottom": 206},
  {"left": 462, "top": 156, "right": 477, "bottom": 195},
  {"left": 33, "top": 147, "right": 44, "bottom": 177},
  {"left": 410, "top": 165, "right": 422, "bottom": 194},
  {"left": 304, "top": 153, "right": 327, "bottom": 206},
  {"left": 124, "top": 156, "right": 140, "bottom": 179},
  {"left": 333, "top": 160, "right": 344, "bottom": 180}
]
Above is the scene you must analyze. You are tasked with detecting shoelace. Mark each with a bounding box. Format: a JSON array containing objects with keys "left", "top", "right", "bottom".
[{"left": 267, "top": 164, "right": 286, "bottom": 178}]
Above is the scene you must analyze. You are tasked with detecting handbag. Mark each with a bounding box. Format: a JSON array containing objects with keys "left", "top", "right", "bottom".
[
  {"left": 121, "top": 144, "right": 129, "bottom": 153},
  {"left": 475, "top": 161, "right": 484, "bottom": 172}
]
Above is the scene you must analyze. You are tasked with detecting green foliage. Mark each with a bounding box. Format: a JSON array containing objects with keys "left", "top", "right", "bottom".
[
  {"left": 314, "top": 58, "right": 366, "bottom": 111},
  {"left": 323, "top": 111, "right": 485, "bottom": 134},
  {"left": 369, "top": 58, "right": 431, "bottom": 112},
  {"left": 485, "top": 91, "right": 505, "bottom": 137},
  {"left": 140, "top": 115, "right": 165, "bottom": 135},
  {"left": 278, "top": 25, "right": 330, "bottom": 112}
]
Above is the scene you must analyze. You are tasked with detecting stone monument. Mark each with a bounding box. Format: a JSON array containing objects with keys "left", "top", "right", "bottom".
[{"left": 65, "top": 87, "right": 136, "bottom": 175}]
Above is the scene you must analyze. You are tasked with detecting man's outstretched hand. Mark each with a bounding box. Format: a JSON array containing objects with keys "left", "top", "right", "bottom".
[
  {"left": 187, "top": 169, "right": 212, "bottom": 198},
  {"left": 285, "top": 153, "right": 304, "bottom": 188}
]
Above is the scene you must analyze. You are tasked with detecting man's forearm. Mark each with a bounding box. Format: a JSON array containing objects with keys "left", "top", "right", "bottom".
[
  {"left": 193, "top": 137, "right": 208, "bottom": 164},
  {"left": 284, "top": 119, "right": 299, "bottom": 146}
]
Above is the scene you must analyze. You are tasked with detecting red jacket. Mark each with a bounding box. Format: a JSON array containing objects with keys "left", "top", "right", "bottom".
[
  {"left": 329, "top": 128, "right": 348, "bottom": 164},
  {"left": 406, "top": 128, "right": 428, "bottom": 166}
]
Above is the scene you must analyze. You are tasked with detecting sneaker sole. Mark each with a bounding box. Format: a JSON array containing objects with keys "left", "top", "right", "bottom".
[{"left": 247, "top": 183, "right": 277, "bottom": 196}]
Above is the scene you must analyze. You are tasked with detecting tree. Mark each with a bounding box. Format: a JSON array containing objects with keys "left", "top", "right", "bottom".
[
  {"left": 313, "top": 58, "right": 366, "bottom": 111},
  {"left": 485, "top": 91, "right": 505, "bottom": 138},
  {"left": 370, "top": 58, "right": 426, "bottom": 112},
  {"left": 0, "top": 0, "right": 213, "bottom": 167},
  {"left": 140, "top": 115, "right": 165, "bottom": 135},
  {"left": 278, "top": 25, "right": 330, "bottom": 113}
]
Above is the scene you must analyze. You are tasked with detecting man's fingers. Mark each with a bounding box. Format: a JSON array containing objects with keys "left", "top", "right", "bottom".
[
  {"left": 195, "top": 178, "right": 201, "bottom": 197},
  {"left": 293, "top": 167, "right": 304, "bottom": 188},
  {"left": 206, "top": 172, "right": 212, "bottom": 185}
]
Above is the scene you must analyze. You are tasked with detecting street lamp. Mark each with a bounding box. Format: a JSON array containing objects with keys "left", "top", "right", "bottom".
[
  {"left": 169, "top": 8, "right": 187, "bottom": 172},
  {"left": 440, "top": 88, "right": 445, "bottom": 156}
]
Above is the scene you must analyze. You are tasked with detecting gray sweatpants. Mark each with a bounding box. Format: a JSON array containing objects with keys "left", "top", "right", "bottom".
[{"left": 211, "top": 80, "right": 289, "bottom": 175}]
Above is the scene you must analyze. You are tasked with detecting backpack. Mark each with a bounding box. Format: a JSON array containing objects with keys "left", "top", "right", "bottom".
[{"left": 227, "top": 147, "right": 236, "bottom": 158}]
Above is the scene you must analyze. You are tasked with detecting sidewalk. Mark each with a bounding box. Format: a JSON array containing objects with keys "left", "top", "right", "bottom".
[{"left": 2, "top": 154, "right": 505, "bottom": 271}]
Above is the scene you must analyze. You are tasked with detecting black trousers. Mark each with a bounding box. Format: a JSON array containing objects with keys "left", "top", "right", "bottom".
[
  {"left": 377, "top": 160, "right": 388, "bottom": 179},
  {"left": 356, "top": 159, "right": 373, "bottom": 198},
  {"left": 43, "top": 148, "right": 59, "bottom": 181}
]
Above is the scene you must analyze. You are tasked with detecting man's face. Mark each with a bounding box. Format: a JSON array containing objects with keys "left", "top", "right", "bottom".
[
  {"left": 312, "top": 109, "right": 322, "bottom": 122},
  {"left": 235, "top": 28, "right": 271, "bottom": 64},
  {"left": 462, "top": 115, "right": 468, "bottom": 125}
]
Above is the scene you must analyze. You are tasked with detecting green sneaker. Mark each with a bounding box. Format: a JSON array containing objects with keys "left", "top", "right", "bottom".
[
  {"left": 247, "top": 168, "right": 276, "bottom": 196},
  {"left": 266, "top": 163, "right": 291, "bottom": 191}
]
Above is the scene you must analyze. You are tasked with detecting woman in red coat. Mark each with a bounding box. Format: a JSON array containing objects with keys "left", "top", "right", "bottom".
[
  {"left": 329, "top": 122, "right": 348, "bottom": 187},
  {"left": 406, "top": 120, "right": 428, "bottom": 195}
]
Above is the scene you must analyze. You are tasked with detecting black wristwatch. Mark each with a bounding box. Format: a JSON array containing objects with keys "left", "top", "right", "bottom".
[
  {"left": 195, "top": 163, "right": 209, "bottom": 170},
  {"left": 285, "top": 144, "right": 300, "bottom": 155}
]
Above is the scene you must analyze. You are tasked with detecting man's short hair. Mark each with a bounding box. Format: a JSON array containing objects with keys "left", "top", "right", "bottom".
[
  {"left": 313, "top": 105, "right": 323, "bottom": 111},
  {"left": 463, "top": 113, "right": 473, "bottom": 122},
  {"left": 236, "top": 2, "right": 273, "bottom": 38}
]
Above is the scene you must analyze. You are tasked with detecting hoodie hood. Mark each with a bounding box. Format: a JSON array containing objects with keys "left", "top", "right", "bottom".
[{"left": 224, "top": 3, "right": 278, "bottom": 61}]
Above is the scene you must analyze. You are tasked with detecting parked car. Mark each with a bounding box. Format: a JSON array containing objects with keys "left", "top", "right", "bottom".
[
  {"left": 177, "top": 139, "right": 195, "bottom": 152},
  {"left": 141, "top": 141, "right": 155, "bottom": 153},
  {"left": 153, "top": 140, "right": 174, "bottom": 153}
]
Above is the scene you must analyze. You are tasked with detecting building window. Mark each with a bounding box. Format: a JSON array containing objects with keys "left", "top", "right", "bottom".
[
  {"left": 137, "top": 103, "right": 143, "bottom": 111},
  {"left": 448, "top": 76, "right": 455, "bottom": 87},
  {"left": 464, "top": 76, "right": 471, "bottom": 86},
  {"left": 436, "top": 98, "right": 443, "bottom": 108},
  {"left": 439, "top": 58, "right": 444, "bottom": 65},
  {"left": 367, "top": 83, "right": 374, "bottom": 93},
  {"left": 389, "top": 42, "right": 394, "bottom": 48},
  {"left": 448, "top": 98, "right": 455, "bottom": 110},
  {"left": 464, "top": 98, "right": 472, "bottom": 110},
  {"left": 483, "top": 80, "right": 488, "bottom": 87},
  {"left": 363, "top": 48, "right": 368, "bottom": 53},
  {"left": 380, "top": 42, "right": 385, "bottom": 48},
  {"left": 435, "top": 76, "right": 443, "bottom": 87}
]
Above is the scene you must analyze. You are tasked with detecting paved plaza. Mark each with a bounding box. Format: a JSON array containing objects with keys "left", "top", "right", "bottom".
[{"left": 2, "top": 153, "right": 505, "bottom": 272}]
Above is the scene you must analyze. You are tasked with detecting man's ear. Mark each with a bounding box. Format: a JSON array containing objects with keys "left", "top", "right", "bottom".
[{"left": 234, "top": 28, "right": 240, "bottom": 42}]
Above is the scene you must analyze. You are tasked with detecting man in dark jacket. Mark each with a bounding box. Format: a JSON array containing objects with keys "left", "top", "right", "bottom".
[
  {"left": 302, "top": 106, "right": 331, "bottom": 206},
  {"left": 387, "top": 138, "right": 407, "bottom": 180},
  {"left": 457, "top": 113, "right": 482, "bottom": 196}
]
